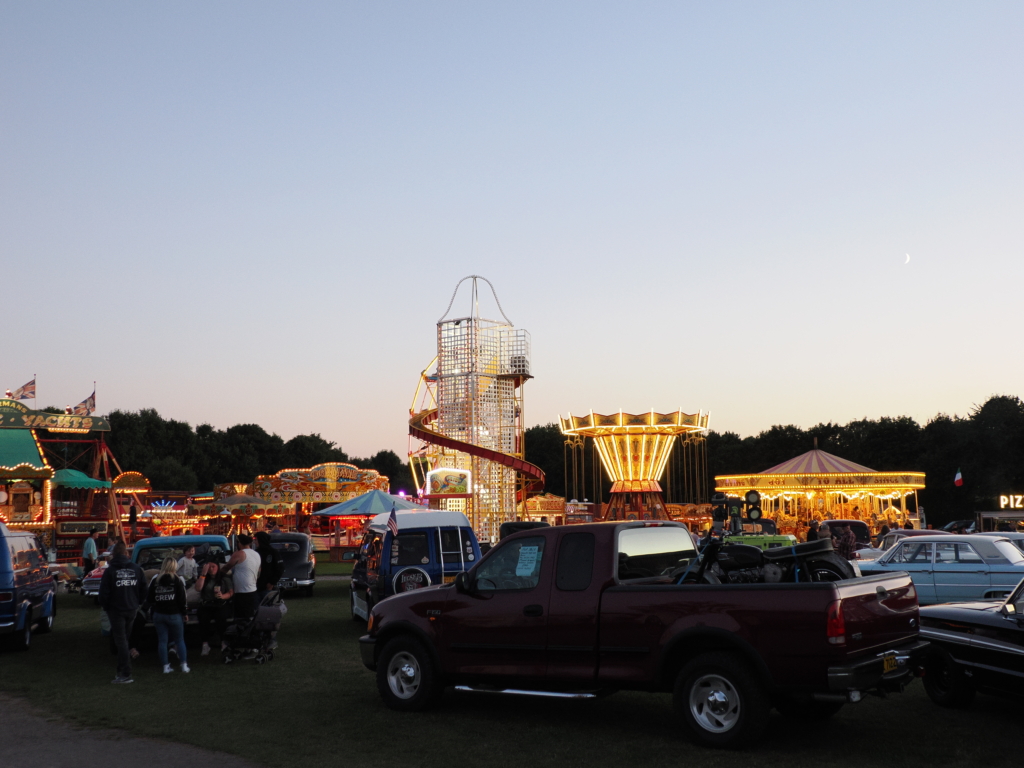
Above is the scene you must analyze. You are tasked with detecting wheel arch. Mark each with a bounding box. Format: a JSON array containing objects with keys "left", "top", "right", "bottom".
[
  {"left": 373, "top": 621, "right": 444, "bottom": 674},
  {"left": 657, "top": 627, "right": 774, "bottom": 692}
]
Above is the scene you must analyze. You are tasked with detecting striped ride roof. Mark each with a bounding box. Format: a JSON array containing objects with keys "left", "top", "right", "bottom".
[{"left": 760, "top": 449, "right": 875, "bottom": 475}]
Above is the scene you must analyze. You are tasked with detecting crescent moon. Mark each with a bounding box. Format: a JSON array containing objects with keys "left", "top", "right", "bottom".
[{"left": 905, "top": 253, "right": 910, "bottom": 264}]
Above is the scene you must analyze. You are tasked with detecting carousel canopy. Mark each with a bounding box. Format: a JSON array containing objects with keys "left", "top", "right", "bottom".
[
  {"left": 52, "top": 468, "right": 112, "bottom": 489},
  {"left": 0, "top": 429, "right": 52, "bottom": 478},
  {"left": 313, "top": 490, "right": 425, "bottom": 517},
  {"left": 760, "top": 449, "right": 875, "bottom": 475}
]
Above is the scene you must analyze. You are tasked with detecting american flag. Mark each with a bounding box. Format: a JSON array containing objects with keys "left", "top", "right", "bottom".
[
  {"left": 9, "top": 378, "right": 35, "bottom": 401},
  {"left": 387, "top": 506, "right": 399, "bottom": 537},
  {"left": 72, "top": 388, "right": 96, "bottom": 416}
]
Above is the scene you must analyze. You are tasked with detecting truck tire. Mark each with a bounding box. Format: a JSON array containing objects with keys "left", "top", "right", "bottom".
[
  {"left": 37, "top": 592, "right": 56, "bottom": 634},
  {"left": 376, "top": 636, "right": 444, "bottom": 712},
  {"left": 923, "top": 647, "right": 975, "bottom": 708},
  {"left": 674, "top": 652, "right": 769, "bottom": 748},
  {"left": 805, "top": 553, "right": 855, "bottom": 581}
]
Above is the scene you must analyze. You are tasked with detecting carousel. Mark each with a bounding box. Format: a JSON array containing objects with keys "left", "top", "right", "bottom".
[{"left": 714, "top": 445, "right": 926, "bottom": 537}]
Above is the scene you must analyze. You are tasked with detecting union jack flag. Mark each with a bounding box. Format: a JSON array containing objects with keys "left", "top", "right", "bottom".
[
  {"left": 8, "top": 378, "right": 35, "bottom": 400},
  {"left": 387, "top": 506, "right": 399, "bottom": 537},
  {"left": 72, "top": 388, "right": 96, "bottom": 416}
]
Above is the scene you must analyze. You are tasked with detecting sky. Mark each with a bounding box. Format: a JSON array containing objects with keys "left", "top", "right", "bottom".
[{"left": 2, "top": 2, "right": 1022, "bottom": 459}]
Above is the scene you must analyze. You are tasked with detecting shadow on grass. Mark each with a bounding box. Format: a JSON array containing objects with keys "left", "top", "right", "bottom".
[{"left": 0, "top": 581, "right": 1017, "bottom": 768}]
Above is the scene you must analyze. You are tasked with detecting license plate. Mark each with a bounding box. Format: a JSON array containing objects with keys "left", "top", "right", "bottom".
[
  {"left": 443, "top": 575, "right": 456, "bottom": 584},
  {"left": 882, "top": 653, "right": 898, "bottom": 674}
]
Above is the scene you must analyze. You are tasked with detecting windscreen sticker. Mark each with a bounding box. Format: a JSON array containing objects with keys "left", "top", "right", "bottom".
[{"left": 515, "top": 545, "right": 539, "bottom": 576}]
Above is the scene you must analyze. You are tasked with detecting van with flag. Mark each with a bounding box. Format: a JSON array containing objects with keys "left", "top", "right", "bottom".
[{"left": 348, "top": 510, "right": 481, "bottom": 622}]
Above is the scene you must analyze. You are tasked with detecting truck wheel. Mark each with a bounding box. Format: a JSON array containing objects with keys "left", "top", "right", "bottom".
[
  {"left": 674, "top": 652, "right": 769, "bottom": 748},
  {"left": 12, "top": 609, "right": 32, "bottom": 651},
  {"left": 376, "top": 636, "right": 443, "bottom": 712},
  {"left": 806, "top": 553, "right": 855, "bottom": 581},
  {"left": 37, "top": 594, "right": 56, "bottom": 634},
  {"left": 774, "top": 696, "right": 843, "bottom": 720},
  {"left": 923, "top": 647, "right": 975, "bottom": 708}
]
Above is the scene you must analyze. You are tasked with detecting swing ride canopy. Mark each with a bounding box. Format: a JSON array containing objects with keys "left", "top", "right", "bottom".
[{"left": 715, "top": 448, "right": 925, "bottom": 498}]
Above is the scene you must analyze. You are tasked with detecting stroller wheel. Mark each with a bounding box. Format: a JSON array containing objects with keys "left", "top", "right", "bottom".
[
  {"left": 255, "top": 655, "right": 266, "bottom": 665},
  {"left": 223, "top": 655, "right": 233, "bottom": 664}
]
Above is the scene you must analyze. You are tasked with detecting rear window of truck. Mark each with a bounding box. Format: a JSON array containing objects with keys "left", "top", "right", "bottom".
[{"left": 617, "top": 527, "right": 697, "bottom": 580}]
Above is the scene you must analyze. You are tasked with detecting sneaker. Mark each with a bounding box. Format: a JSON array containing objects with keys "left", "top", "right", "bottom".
[
  {"left": 201, "top": 643, "right": 211, "bottom": 657},
  {"left": 163, "top": 664, "right": 174, "bottom": 674},
  {"left": 267, "top": 640, "right": 278, "bottom": 650},
  {"left": 181, "top": 662, "right": 191, "bottom": 674},
  {"left": 112, "top": 676, "right": 134, "bottom": 684}
]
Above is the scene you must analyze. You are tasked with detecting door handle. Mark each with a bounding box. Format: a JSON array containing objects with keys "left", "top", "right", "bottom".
[{"left": 523, "top": 604, "right": 543, "bottom": 617}]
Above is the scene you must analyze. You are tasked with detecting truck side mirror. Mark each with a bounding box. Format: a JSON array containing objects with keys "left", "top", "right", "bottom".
[
  {"left": 342, "top": 551, "right": 356, "bottom": 562},
  {"left": 454, "top": 572, "right": 472, "bottom": 593}
]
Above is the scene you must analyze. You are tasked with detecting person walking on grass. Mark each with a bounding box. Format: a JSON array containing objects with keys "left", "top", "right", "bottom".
[
  {"left": 82, "top": 528, "right": 100, "bottom": 575},
  {"left": 98, "top": 540, "right": 146, "bottom": 684},
  {"left": 148, "top": 557, "right": 190, "bottom": 674}
]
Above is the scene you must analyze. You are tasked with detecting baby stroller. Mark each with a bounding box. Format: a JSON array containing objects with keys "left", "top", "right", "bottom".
[{"left": 222, "top": 590, "right": 286, "bottom": 665}]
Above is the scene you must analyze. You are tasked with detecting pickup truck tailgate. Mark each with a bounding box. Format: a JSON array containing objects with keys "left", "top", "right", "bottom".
[{"left": 836, "top": 572, "right": 919, "bottom": 655}]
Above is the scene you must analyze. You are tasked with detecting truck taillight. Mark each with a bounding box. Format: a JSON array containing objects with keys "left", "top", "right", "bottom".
[{"left": 826, "top": 599, "right": 846, "bottom": 645}]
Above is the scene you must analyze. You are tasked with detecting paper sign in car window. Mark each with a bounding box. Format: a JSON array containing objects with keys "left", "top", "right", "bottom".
[{"left": 516, "top": 546, "right": 539, "bottom": 577}]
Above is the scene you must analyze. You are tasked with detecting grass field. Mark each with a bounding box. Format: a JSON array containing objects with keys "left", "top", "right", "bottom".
[
  {"left": 0, "top": 582, "right": 1017, "bottom": 768},
  {"left": 313, "top": 560, "right": 353, "bottom": 576}
]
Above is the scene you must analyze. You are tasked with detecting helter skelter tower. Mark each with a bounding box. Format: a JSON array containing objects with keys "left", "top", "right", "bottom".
[{"left": 409, "top": 276, "right": 545, "bottom": 541}]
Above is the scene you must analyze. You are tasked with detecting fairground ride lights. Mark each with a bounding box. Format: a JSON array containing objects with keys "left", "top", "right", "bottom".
[{"left": 1000, "top": 495, "right": 1024, "bottom": 509}]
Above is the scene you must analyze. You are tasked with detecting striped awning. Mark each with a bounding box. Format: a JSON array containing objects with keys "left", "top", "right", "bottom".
[{"left": 759, "top": 449, "right": 875, "bottom": 475}]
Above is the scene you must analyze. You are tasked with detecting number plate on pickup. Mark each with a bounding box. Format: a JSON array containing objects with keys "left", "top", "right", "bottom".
[
  {"left": 443, "top": 575, "right": 456, "bottom": 584},
  {"left": 882, "top": 653, "right": 898, "bottom": 674}
]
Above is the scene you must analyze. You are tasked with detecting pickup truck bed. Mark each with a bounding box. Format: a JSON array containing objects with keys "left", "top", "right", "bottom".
[{"left": 360, "top": 521, "right": 927, "bottom": 748}]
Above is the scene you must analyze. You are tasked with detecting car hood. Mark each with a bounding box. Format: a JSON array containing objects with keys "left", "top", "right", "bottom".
[{"left": 920, "top": 601, "right": 1003, "bottom": 620}]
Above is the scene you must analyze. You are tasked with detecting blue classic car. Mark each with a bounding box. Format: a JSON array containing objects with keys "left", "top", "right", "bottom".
[{"left": 858, "top": 534, "right": 1024, "bottom": 604}]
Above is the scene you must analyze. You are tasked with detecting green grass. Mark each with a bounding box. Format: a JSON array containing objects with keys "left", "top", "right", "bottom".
[
  {"left": 1, "top": 584, "right": 1018, "bottom": 768},
  {"left": 313, "top": 560, "right": 353, "bottom": 576}
]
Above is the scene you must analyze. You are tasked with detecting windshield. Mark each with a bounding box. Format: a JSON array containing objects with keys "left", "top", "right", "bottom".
[
  {"left": 617, "top": 526, "right": 697, "bottom": 580},
  {"left": 136, "top": 543, "right": 226, "bottom": 569}
]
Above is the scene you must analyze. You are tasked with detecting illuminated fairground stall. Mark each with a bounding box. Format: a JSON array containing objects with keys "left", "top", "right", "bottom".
[
  {"left": 188, "top": 462, "right": 391, "bottom": 544},
  {"left": 559, "top": 410, "right": 710, "bottom": 521},
  {"left": 715, "top": 447, "right": 926, "bottom": 536},
  {"left": 1, "top": 399, "right": 149, "bottom": 562}
]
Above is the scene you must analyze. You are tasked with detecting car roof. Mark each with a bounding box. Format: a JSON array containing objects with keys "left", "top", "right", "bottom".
[
  {"left": 890, "top": 534, "right": 1007, "bottom": 555},
  {"left": 975, "top": 531, "right": 1024, "bottom": 539},
  {"left": 269, "top": 531, "right": 309, "bottom": 541},
  {"left": 890, "top": 529, "right": 950, "bottom": 536},
  {"left": 368, "top": 510, "right": 472, "bottom": 530},
  {"left": 134, "top": 535, "right": 230, "bottom": 547}
]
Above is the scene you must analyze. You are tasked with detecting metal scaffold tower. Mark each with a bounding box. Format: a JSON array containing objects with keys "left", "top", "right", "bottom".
[{"left": 409, "top": 276, "right": 544, "bottom": 542}]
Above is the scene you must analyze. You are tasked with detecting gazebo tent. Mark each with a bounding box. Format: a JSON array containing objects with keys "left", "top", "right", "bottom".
[
  {"left": 715, "top": 448, "right": 926, "bottom": 536},
  {"left": 313, "top": 490, "right": 425, "bottom": 517},
  {"left": 52, "top": 468, "right": 112, "bottom": 490}
]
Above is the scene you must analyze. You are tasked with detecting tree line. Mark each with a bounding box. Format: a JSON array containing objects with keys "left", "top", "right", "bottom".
[
  {"left": 525, "top": 395, "right": 1024, "bottom": 526},
  {"left": 87, "top": 408, "right": 415, "bottom": 495}
]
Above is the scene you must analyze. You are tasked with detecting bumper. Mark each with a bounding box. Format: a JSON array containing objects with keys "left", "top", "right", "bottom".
[
  {"left": 277, "top": 578, "right": 315, "bottom": 590},
  {"left": 360, "top": 634, "right": 377, "bottom": 671},
  {"left": 823, "top": 638, "right": 929, "bottom": 697}
]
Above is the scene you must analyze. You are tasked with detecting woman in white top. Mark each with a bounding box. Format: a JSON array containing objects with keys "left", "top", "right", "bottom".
[{"left": 223, "top": 534, "right": 261, "bottom": 619}]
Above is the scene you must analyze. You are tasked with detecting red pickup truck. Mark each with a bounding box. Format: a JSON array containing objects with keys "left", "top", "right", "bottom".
[{"left": 360, "top": 521, "right": 928, "bottom": 748}]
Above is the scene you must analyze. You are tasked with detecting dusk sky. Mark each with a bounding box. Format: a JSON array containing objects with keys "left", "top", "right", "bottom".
[{"left": 3, "top": 3, "right": 1022, "bottom": 460}]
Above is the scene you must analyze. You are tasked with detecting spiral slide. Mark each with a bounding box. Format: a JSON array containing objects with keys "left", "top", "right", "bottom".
[{"left": 409, "top": 408, "right": 546, "bottom": 501}]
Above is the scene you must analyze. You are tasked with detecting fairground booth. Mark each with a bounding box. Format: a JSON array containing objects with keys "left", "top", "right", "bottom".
[
  {"left": 188, "top": 462, "right": 394, "bottom": 548},
  {"left": 0, "top": 398, "right": 149, "bottom": 565},
  {"left": 715, "top": 445, "right": 926, "bottom": 537}
]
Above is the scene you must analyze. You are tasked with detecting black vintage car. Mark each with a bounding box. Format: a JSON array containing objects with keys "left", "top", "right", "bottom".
[
  {"left": 269, "top": 532, "right": 316, "bottom": 596},
  {"left": 919, "top": 576, "right": 1024, "bottom": 707}
]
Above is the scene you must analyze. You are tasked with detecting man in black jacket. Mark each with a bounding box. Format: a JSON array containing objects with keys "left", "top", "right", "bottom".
[
  {"left": 99, "top": 540, "right": 147, "bottom": 684},
  {"left": 254, "top": 531, "right": 284, "bottom": 599}
]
